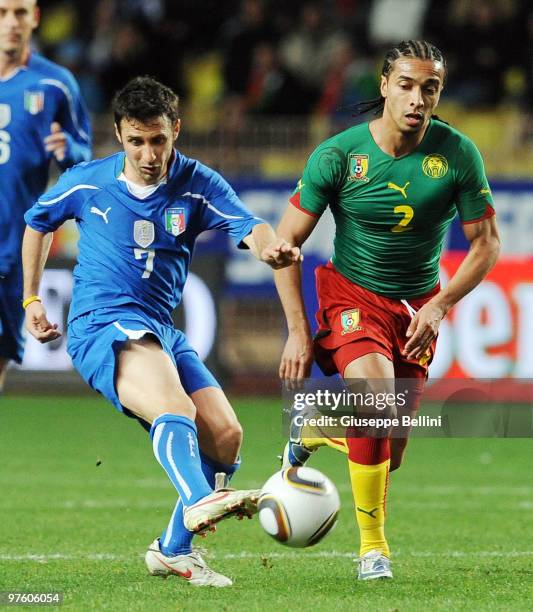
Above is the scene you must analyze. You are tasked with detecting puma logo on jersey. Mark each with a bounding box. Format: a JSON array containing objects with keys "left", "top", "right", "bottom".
[
  {"left": 90, "top": 206, "right": 111, "bottom": 224},
  {"left": 479, "top": 188, "right": 491, "bottom": 196},
  {"left": 297, "top": 178, "right": 305, "bottom": 191},
  {"left": 388, "top": 181, "right": 410, "bottom": 199}
]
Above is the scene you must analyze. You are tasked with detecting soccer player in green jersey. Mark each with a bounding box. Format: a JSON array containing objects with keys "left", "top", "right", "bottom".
[{"left": 275, "top": 40, "right": 500, "bottom": 580}]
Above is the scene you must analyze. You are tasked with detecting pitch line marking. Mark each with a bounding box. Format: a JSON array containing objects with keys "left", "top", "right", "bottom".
[{"left": 1, "top": 550, "right": 533, "bottom": 563}]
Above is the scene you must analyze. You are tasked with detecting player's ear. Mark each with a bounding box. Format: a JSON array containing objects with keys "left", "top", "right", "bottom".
[
  {"left": 380, "top": 75, "right": 388, "bottom": 98},
  {"left": 32, "top": 5, "right": 40, "bottom": 29},
  {"left": 173, "top": 119, "right": 181, "bottom": 141},
  {"left": 114, "top": 123, "right": 122, "bottom": 144}
]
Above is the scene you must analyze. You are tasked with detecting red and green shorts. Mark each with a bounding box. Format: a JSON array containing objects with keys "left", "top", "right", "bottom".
[{"left": 313, "top": 262, "right": 440, "bottom": 408}]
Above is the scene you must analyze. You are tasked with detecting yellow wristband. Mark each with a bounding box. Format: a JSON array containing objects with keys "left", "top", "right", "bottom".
[{"left": 22, "top": 295, "right": 42, "bottom": 309}]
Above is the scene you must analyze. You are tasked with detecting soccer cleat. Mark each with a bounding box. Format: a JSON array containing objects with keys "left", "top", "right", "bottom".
[
  {"left": 183, "top": 488, "right": 260, "bottom": 534},
  {"left": 280, "top": 440, "right": 315, "bottom": 469},
  {"left": 357, "top": 550, "right": 393, "bottom": 580},
  {"left": 145, "top": 538, "right": 232, "bottom": 587},
  {"left": 280, "top": 404, "right": 317, "bottom": 469}
]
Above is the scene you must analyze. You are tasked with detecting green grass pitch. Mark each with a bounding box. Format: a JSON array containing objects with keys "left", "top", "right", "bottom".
[{"left": 1, "top": 395, "right": 532, "bottom": 610}]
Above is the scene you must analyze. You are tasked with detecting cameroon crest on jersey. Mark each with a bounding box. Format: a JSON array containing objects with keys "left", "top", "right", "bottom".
[
  {"left": 348, "top": 154, "right": 369, "bottom": 182},
  {"left": 341, "top": 308, "right": 362, "bottom": 334}
]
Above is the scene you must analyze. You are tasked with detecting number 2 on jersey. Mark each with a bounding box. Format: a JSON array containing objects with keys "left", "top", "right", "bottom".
[
  {"left": 391, "top": 204, "right": 414, "bottom": 233},
  {"left": 134, "top": 248, "right": 155, "bottom": 278}
]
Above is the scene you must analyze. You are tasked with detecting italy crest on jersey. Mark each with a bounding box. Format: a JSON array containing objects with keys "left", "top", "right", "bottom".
[
  {"left": 24, "top": 91, "right": 45, "bottom": 115},
  {"left": 348, "top": 154, "right": 369, "bottom": 182},
  {"left": 0, "top": 104, "right": 11, "bottom": 129},
  {"left": 134, "top": 220, "right": 155, "bottom": 248},
  {"left": 165, "top": 208, "right": 186, "bottom": 236},
  {"left": 341, "top": 308, "right": 362, "bottom": 335}
]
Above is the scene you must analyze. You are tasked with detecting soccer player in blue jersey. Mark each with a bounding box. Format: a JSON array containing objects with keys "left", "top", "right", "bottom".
[
  {"left": 0, "top": 0, "right": 91, "bottom": 389},
  {"left": 22, "top": 76, "right": 301, "bottom": 587}
]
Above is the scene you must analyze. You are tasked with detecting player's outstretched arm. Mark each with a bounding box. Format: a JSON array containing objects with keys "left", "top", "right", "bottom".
[
  {"left": 274, "top": 206, "right": 319, "bottom": 387},
  {"left": 22, "top": 227, "right": 61, "bottom": 344},
  {"left": 242, "top": 223, "right": 303, "bottom": 269},
  {"left": 404, "top": 215, "right": 500, "bottom": 360}
]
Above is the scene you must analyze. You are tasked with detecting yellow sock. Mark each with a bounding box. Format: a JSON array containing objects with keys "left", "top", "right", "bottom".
[
  {"left": 302, "top": 435, "right": 348, "bottom": 453},
  {"left": 348, "top": 458, "right": 390, "bottom": 557}
]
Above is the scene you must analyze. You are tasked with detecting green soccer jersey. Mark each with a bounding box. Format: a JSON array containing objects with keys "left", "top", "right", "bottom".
[{"left": 290, "top": 120, "right": 494, "bottom": 298}]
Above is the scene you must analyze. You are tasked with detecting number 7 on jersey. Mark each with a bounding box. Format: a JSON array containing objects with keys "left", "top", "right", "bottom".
[{"left": 134, "top": 248, "right": 155, "bottom": 278}]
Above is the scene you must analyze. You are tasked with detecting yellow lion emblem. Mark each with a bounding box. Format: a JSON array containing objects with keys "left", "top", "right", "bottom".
[{"left": 422, "top": 154, "right": 448, "bottom": 179}]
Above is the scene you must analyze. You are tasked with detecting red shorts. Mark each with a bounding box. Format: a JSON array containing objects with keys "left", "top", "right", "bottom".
[{"left": 314, "top": 262, "right": 439, "bottom": 405}]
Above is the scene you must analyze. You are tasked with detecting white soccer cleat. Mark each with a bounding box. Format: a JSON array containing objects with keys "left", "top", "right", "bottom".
[
  {"left": 183, "top": 488, "right": 261, "bottom": 534},
  {"left": 145, "top": 538, "right": 232, "bottom": 587},
  {"left": 357, "top": 550, "right": 393, "bottom": 580}
]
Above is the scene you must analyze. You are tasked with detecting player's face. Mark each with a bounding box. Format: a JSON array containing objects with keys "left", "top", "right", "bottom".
[
  {"left": 380, "top": 58, "right": 444, "bottom": 134},
  {"left": 116, "top": 115, "right": 181, "bottom": 186},
  {"left": 0, "top": 0, "right": 39, "bottom": 59}
]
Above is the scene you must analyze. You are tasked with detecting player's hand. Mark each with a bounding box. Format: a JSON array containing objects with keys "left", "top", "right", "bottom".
[
  {"left": 25, "top": 301, "right": 62, "bottom": 343},
  {"left": 403, "top": 301, "right": 445, "bottom": 360},
  {"left": 44, "top": 122, "right": 67, "bottom": 162},
  {"left": 279, "top": 329, "right": 313, "bottom": 390},
  {"left": 261, "top": 239, "right": 303, "bottom": 270}
]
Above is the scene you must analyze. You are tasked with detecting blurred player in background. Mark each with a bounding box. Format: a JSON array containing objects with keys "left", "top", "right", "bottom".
[
  {"left": 0, "top": 0, "right": 91, "bottom": 390},
  {"left": 275, "top": 40, "right": 500, "bottom": 580},
  {"left": 22, "top": 76, "right": 301, "bottom": 587}
]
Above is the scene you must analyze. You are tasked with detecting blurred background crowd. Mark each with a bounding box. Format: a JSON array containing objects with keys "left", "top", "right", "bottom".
[
  {"left": 34, "top": 0, "right": 532, "bottom": 114},
  {"left": 31, "top": 0, "right": 533, "bottom": 178}
]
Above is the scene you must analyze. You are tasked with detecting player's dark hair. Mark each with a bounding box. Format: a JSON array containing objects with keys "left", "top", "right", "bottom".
[
  {"left": 353, "top": 40, "right": 447, "bottom": 119},
  {"left": 112, "top": 76, "right": 179, "bottom": 128}
]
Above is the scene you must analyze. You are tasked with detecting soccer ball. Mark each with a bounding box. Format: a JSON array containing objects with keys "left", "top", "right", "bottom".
[{"left": 258, "top": 467, "right": 340, "bottom": 548}]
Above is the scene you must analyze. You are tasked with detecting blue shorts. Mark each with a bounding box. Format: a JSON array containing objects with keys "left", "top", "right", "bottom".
[
  {"left": 0, "top": 265, "right": 24, "bottom": 363},
  {"left": 67, "top": 307, "right": 220, "bottom": 418}
]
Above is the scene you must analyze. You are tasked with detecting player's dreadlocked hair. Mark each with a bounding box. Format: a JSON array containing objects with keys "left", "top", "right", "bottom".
[
  {"left": 113, "top": 76, "right": 180, "bottom": 128},
  {"left": 354, "top": 40, "right": 446, "bottom": 117}
]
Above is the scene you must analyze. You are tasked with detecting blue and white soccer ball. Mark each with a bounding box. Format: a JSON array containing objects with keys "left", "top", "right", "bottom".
[{"left": 258, "top": 467, "right": 340, "bottom": 548}]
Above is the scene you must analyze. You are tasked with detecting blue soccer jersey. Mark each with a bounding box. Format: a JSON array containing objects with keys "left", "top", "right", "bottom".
[
  {"left": 24, "top": 151, "right": 264, "bottom": 325},
  {"left": 0, "top": 53, "right": 91, "bottom": 274}
]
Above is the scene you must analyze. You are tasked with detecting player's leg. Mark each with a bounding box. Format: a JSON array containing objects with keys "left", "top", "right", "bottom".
[
  {"left": 390, "top": 436, "right": 410, "bottom": 472},
  {"left": 155, "top": 386, "right": 244, "bottom": 560},
  {"left": 342, "top": 351, "right": 394, "bottom": 579},
  {"left": 389, "top": 365, "right": 431, "bottom": 471},
  {"left": 145, "top": 353, "right": 249, "bottom": 587},
  {"left": 115, "top": 335, "right": 214, "bottom": 507},
  {"left": 115, "top": 335, "right": 257, "bottom": 534},
  {"left": 192, "top": 386, "right": 242, "bottom": 466},
  {"left": 0, "top": 272, "right": 25, "bottom": 392}
]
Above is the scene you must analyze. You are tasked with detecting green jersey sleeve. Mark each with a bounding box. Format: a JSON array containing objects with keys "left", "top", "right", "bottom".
[
  {"left": 290, "top": 145, "right": 346, "bottom": 217},
  {"left": 454, "top": 135, "right": 495, "bottom": 223}
]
